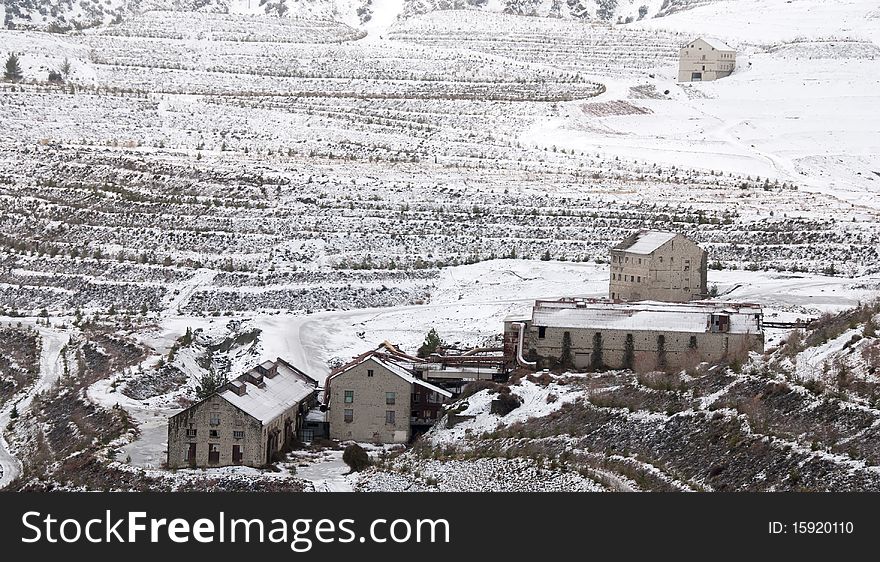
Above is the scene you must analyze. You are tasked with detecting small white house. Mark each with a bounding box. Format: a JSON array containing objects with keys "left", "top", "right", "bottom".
[{"left": 678, "top": 37, "right": 736, "bottom": 82}]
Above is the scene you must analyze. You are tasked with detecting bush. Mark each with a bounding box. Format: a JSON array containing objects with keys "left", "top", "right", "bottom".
[
  {"left": 490, "top": 393, "right": 521, "bottom": 416},
  {"left": 342, "top": 443, "right": 371, "bottom": 472}
]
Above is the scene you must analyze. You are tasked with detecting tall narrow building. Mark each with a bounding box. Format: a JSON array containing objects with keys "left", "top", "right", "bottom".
[{"left": 609, "top": 230, "right": 708, "bottom": 302}]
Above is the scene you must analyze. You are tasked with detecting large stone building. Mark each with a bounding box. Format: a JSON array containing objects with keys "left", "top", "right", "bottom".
[
  {"left": 678, "top": 37, "right": 736, "bottom": 82},
  {"left": 167, "top": 358, "right": 318, "bottom": 469},
  {"left": 609, "top": 230, "right": 707, "bottom": 302},
  {"left": 504, "top": 299, "right": 763, "bottom": 373},
  {"left": 324, "top": 351, "right": 452, "bottom": 444}
]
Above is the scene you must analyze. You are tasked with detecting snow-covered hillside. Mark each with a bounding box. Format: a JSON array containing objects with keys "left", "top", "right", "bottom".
[
  {"left": 1, "top": 0, "right": 880, "bottom": 490},
  {"left": 2, "top": 0, "right": 715, "bottom": 31}
]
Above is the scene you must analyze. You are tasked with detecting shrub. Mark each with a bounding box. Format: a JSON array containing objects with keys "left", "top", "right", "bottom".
[
  {"left": 342, "top": 443, "right": 371, "bottom": 472},
  {"left": 490, "top": 393, "right": 521, "bottom": 416}
]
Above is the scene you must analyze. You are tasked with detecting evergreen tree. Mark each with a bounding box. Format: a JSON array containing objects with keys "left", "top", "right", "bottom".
[
  {"left": 195, "top": 368, "right": 229, "bottom": 399},
  {"left": 417, "top": 327, "right": 444, "bottom": 358},
  {"left": 560, "top": 331, "right": 573, "bottom": 369},
  {"left": 4, "top": 53, "right": 23, "bottom": 82},
  {"left": 59, "top": 57, "right": 72, "bottom": 78},
  {"left": 590, "top": 332, "right": 604, "bottom": 371},
  {"left": 623, "top": 333, "right": 635, "bottom": 370}
]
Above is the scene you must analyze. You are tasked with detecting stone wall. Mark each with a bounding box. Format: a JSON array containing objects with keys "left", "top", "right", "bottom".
[
  {"left": 610, "top": 234, "right": 707, "bottom": 302},
  {"left": 328, "top": 358, "right": 412, "bottom": 444},
  {"left": 167, "top": 396, "right": 264, "bottom": 469},
  {"left": 529, "top": 325, "right": 761, "bottom": 372}
]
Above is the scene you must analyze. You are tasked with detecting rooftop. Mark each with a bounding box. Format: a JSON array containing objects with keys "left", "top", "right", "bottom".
[
  {"left": 693, "top": 37, "right": 735, "bottom": 51},
  {"left": 532, "top": 299, "right": 762, "bottom": 335},
  {"left": 220, "top": 360, "right": 316, "bottom": 424},
  {"left": 613, "top": 230, "right": 678, "bottom": 255},
  {"left": 326, "top": 349, "right": 453, "bottom": 400}
]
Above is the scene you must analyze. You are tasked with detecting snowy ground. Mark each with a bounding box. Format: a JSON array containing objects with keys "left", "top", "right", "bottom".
[
  {"left": 76, "top": 259, "right": 878, "bottom": 471},
  {"left": 2, "top": 1, "right": 880, "bottom": 489},
  {"left": 0, "top": 322, "right": 69, "bottom": 487}
]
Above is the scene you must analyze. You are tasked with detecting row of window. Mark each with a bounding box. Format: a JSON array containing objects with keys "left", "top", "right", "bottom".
[
  {"left": 344, "top": 390, "right": 397, "bottom": 405},
  {"left": 612, "top": 255, "right": 644, "bottom": 264},
  {"left": 612, "top": 273, "right": 643, "bottom": 283},
  {"left": 186, "top": 428, "right": 245, "bottom": 439},
  {"left": 611, "top": 255, "right": 687, "bottom": 265},
  {"left": 343, "top": 409, "right": 397, "bottom": 425},
  {"left": 537, "top": 328, "right": 700, "bottom": 348}
]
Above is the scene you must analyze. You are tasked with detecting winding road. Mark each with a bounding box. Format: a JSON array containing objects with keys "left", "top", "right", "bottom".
[{"left": 0, "top": 324, "right": 69, "bottom": 488}]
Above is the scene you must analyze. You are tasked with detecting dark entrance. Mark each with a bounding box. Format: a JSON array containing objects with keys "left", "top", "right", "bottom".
[{"left": 208, "top": 444, "right": 220, "bottom": 464}]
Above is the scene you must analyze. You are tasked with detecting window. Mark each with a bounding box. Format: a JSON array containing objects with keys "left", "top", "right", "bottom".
[
  {"left": 538, "top": 326, "right": 546, "bottom": 339},
  {"left": 209, "top": 429, "right": 219, "bottom": 438},
  {"left": 428, "top": 392, "right": 442, "bottom": 404},
  {"left": 186, "top": 429, "right": 197, "bottom": 438},
  {"left": 386, "top": 392, "right": 396, "bottom": 405},
  {"left": 344, "top": 390, "right": 354, "bottom": 404},
  {"left": 233, "top": 430, "right": 244, "bottom": 439},
  {"left": 414, "top": 392, "right": 420, "bottom": 403},
  {"left": 637, "top": 276, "right": 641, "bottom": 283},
  {"left": 385, "top": 410, "right": 396, "bottom": 425},
  {"left": 689, "top": 336, "right": 698, "bottom": 349},
  {"left": 638, "top": 258, "right": 642, "bottom": 265},
  {"left": 367, "top": 369, "right": 374, "bottom": 377},
  {"left": 210, "top": 413, "right": 220, "bottom": 426},
  {"left": 344, "top": 409, "right": 353, "bottom": 423},
  {"left": 659, "top": 256, "right": 663, "bottom": 263}
]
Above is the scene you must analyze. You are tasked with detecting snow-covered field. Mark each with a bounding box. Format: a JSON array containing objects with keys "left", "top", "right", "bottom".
[{"left": 1, "top": 0, "right": 880, "bottom": 490}]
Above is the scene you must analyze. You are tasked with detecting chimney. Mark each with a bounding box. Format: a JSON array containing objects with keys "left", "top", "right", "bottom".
[
  {"left": 229, "top": 380, "right": 247, "bottom": 396},
  {"left": 245, "top": 370, "right": 265, "bottom": 387}
]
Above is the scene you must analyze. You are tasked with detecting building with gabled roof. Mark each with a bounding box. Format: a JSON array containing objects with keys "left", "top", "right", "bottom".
[
  {"left": 166, "top": 358, "right": 319, "bottom": 469},
  {"left": 609, "top": 230, "right": 707, "bottom": 303},
  {"left": 324, "top": 348, "right": 452, "bottom": 444},
  {"left": 679, "top": 37, "right": 736, "bottom": 82}
]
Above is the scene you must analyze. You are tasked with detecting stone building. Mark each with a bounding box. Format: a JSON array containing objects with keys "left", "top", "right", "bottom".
[
  {"left": 678, "top": 37, "right": 736, "bottom": 82},
  {"left": 609, "top": 230, "right": 707, "bottom": 302},
  {"left": 504, "top": 299, "right": 763, "bottom": 373},
  {"left": 324, "top": 351, "right": 451, "bottom": 444},
  {"left": 166, "top": 358, "right": 318, "bottom": 469}
]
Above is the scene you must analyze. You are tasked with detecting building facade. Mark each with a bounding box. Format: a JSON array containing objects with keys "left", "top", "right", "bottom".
[
  {"left": 609, "top": 230, "right": 707, "bottom": 302},
  {"left": 167, "top": 358, "right": 318, "bottom": 469},
  {"left": 324, "top": 353, "right": 451, "bottom": 444},
  {"left": 504, "top": 299, "right": 763, "bottom": 373},
  {"left": 679, "top": 37, "right": 736, "bottom": 82}
]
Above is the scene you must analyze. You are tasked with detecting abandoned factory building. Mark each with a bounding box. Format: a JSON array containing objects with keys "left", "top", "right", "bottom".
[
  {"left": 167, "top": 358, "right": 319, "bottom": 468},
  {"left": 504, "top": 299, "right": 764, "bottom": 373},
  {"left": 324, "top": 350, "right": 452, "bottom": 444},
  {"left": 609, "top": 230, "right": 708, "bottom": 303}
]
